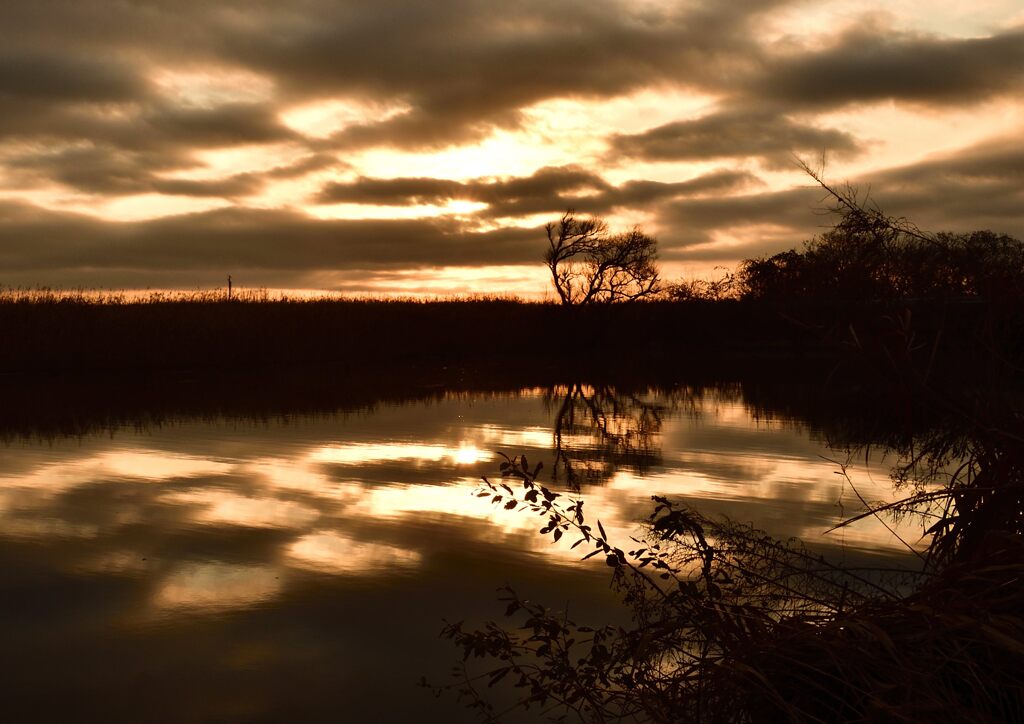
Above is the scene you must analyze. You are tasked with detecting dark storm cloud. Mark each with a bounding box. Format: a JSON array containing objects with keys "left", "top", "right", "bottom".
[
  {"left": 315, "top": 166, "right": 757, "bottom": 219},
  {"left": 748, "top": 24, "right": 1024, "bottom": 108},
  {"left": 608, "top": 109, "right": 862, "bottom": 167}
]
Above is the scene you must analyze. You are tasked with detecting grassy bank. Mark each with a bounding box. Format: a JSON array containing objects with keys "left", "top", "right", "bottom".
[{"left": 0, "top": 291, "right": 1012, "bottom": 375}]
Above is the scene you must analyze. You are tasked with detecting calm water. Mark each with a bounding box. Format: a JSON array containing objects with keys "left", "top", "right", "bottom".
[{"left": 0, "top": 386, "right": 919, "bottom": 722}]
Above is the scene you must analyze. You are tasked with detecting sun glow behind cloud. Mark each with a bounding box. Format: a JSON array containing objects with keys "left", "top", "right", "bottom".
[
  {"left": 280, "top": 98, "right": 412, "bottom": 138},
  {"left": 150, "top": 67, "right": 276, "bottom": 107},
  {"left": 0, "top": 0, "right": 1021, "bottom": 292},
  {"left": 309, "top": 199, "right": 488, "bottom": 221}
]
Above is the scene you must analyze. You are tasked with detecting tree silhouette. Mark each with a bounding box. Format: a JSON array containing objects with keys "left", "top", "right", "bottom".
[
  {"left": 737, "top": 164, "right": 1024, "bottom": 304},
  {"left": 545, "top": 210, "right": 660, "bottom": 305},
  {"left": 547, "top": 384, "right": 664, "bottom": 490}
]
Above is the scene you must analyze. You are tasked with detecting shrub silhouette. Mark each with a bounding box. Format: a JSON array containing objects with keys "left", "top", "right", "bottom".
[{"left": 737, "top": 170, "right": 1024, "bottom": 304}]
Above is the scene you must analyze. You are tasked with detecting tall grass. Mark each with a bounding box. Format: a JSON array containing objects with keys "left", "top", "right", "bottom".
[
  {"left": 0, "top": 286, "right": 529, "bottom": 305},
  {"left": 0, "top": 285, "right": 1009, "bottom": 376}
]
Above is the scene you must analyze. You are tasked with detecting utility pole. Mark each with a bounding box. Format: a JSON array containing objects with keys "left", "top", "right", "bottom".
[{"left": 227, "top": 274, "right": 233, "bottom": 300}]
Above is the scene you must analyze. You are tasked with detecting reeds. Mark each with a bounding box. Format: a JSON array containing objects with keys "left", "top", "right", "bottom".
[
  {"left": 2, "top": 283, "right": 1009, "bottom": 377},
  {"left": 0, "top": 286, "right": 530, "bottom": 305},
  {"left": 0, "top": 289, "right": 827, "bottom": 375}
]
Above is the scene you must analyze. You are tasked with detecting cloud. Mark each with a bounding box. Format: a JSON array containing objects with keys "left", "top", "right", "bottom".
[
  {"left": 315, "top": 166, "right": 758, "bottom": 219},
  {"left": 0, "top": 165, "right": 765, "bottom": 287},
  {"left": 226, "top": 0, "right": 776, "bottom": 141},
  {"left": 0, "top": 0, "right": 1022, "bottom": 288},
  {"left": 607, "top": 108, "right": 863, "bottom": 168},
  {"left": 657, "top": 133, "right": 1024, "bottom": 259},
  {"left": 142, "top": 102, "right": 299, "bottom": 147},
  {"left": 0, "top": 200, "right": 541, "bottom": 287},
  {"left": 2, "top": 146, "right": 334, "bottom": 198},
  {"left": 855, "top": 134, "right": 1024, "bottom": 229},
  {"left": 2, "top": 0, "right": 789, "bottom": 151},
  {"left": 748, "top": 24, "right": 1024, "bottom": 108},
  {"left": 0, "top": 50, "right": 146, "bottom": 102}
]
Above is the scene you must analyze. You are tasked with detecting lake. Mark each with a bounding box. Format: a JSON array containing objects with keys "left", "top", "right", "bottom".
[{"left": 0, "top": 384, "right": 922, "bottom": 722}]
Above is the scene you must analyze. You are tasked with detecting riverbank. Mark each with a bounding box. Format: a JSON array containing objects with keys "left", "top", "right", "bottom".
[{"left": 1, "top": 295, "right": 1014, "bottom": 375}]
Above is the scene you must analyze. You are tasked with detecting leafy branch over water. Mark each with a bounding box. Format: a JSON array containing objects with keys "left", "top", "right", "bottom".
[{"left": 430, "top": 441, "right": 1024, "bottom": 723}]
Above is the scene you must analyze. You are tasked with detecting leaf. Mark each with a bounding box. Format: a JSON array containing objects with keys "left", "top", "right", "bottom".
[
  {"left": 553, "top": 529, "right": 562, "bottom": 542},
  {"left": 488, "top": 667, "right": 511, "bottom": 687},
  {"left": 598, "top": 520, "right": 607, "bottom": 540},
  {"left": 581, "top": 549, "right": 602, "bottom": 561},
  {"left": 504, "top": 500, "right": 517, "bottom": 510}
]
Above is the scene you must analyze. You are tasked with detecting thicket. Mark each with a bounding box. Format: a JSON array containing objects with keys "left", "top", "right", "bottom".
[
  {"left": 740, "top": 226, "right": 1024, "bottom": 304},
  {"left": 669, "top": 172, "right": 1024, "bottom": 307}
]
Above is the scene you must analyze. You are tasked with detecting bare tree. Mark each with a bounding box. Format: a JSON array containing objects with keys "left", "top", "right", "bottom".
[
  {"left": 544, "top": 209, "right": 660, "bottom": 305},
  {"left": 547, "top": 384, "right": 664, "bottom": 489}
]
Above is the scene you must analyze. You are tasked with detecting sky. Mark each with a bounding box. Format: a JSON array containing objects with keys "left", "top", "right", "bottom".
[{"left": 0, "top": 0, "right": 1022, "bottom": 297}]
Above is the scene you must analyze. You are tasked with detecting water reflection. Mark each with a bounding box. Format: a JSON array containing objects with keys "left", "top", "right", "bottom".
[
  {"left": 287, "top": 532, "right": 422, "bottom": 575},
  {"left": 0, "top": 385, "right": 920, "bottom": 722},
  {"left": 548, "top": 384, "right": 664, "bottom": 488},
  {"left": 155, "top": 563, "right": 282, "bottom": 611}
]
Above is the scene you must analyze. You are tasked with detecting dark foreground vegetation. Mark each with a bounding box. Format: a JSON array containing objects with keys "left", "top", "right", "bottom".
[
  {"left": 437, "top": 429, "right": 1023, "bottom": 722},
  {"left": 0, "top": 286, "right": 1019, "bottom": 380},
  {"left": 425, "top": 191, "right": 1024, "bottom": 722},
  {"left": 0, "top": 291, "right": 829, "bottom": 375}
]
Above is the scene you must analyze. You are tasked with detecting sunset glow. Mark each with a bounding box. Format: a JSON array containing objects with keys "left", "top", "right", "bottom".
[{"left": 1, "top": 0, "right": 1020, "bottom": 293}]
